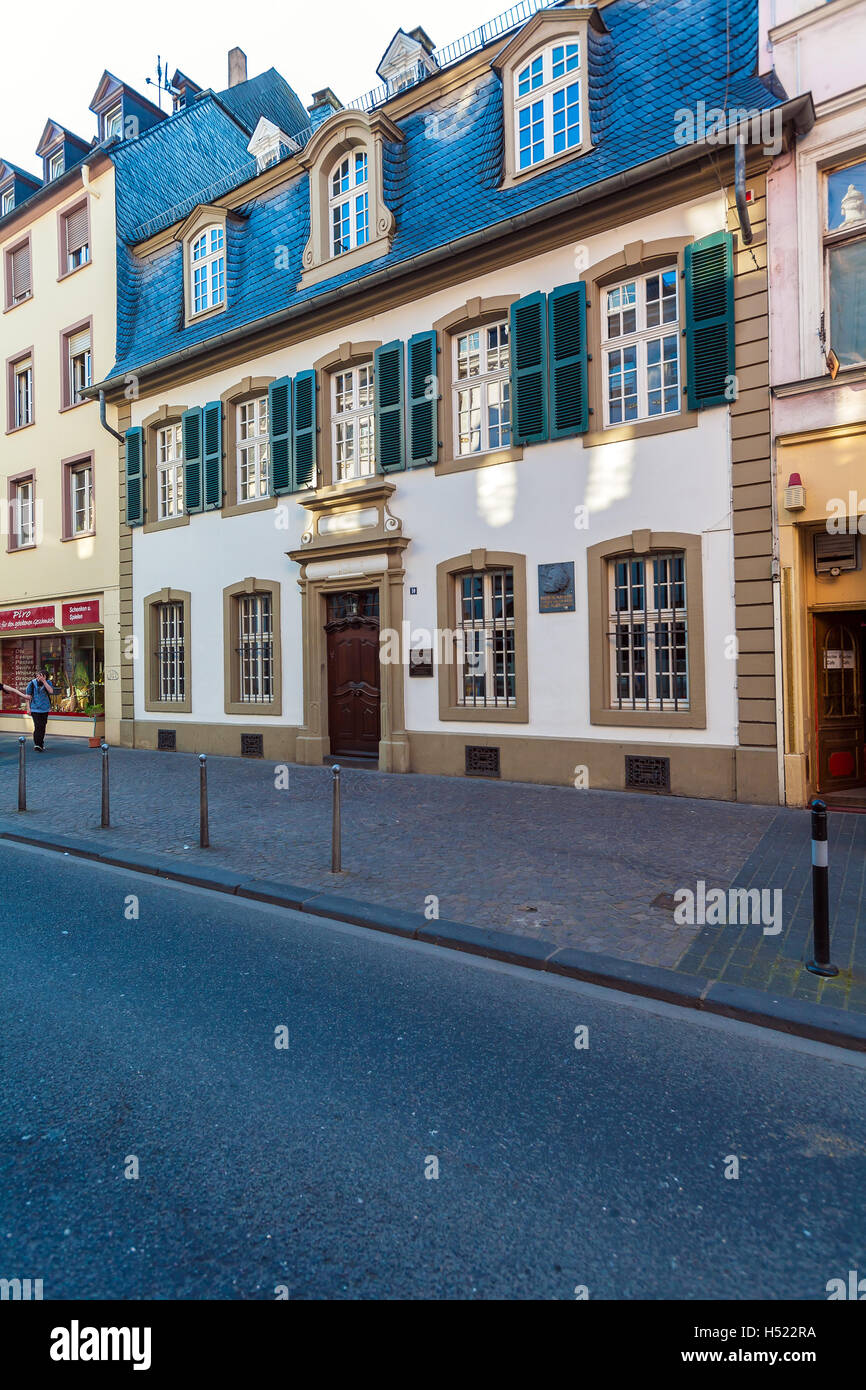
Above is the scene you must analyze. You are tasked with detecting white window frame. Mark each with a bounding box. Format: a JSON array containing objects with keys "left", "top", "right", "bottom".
[
  {"left": 329, "top": 151, "right": 370, "bottom": 258},
  {"left": 238, "top": 593, "right": 274, "bottom": 703},
  {"left": 455, "top": 567, "right": 516, "bottom": 709},
  {"left": 453, "top": 320, "right": 512, "bottom": 457},
  {"left": 1, "top": 189, "right": 13, "bottom": 215},
  {"left": 48, "top": 150, "right": 64, "bottom": 180},
  {"left": 601, "top": 268, "right": 681, "bottom": 428},
  {"left": 158, "top": 601, "right": 185, "bottom": 703},
  {"left": 66, "top": 329, "right": 91, "bottom": 406},
  {"left": 236, "top": 396, "right": 270, "bottom": 502},
  {"left": 332, "top": 362, "right": 375, "bottom": 481},
  {"left": 824, "top": 156, "right": 866, "bottom": 372},
  {"left": 191, "top": 226, "right": 225, "bottom": 314},
  {"left": 156, "top": 423, "right": 184, "bottom": 520},
  {"left": 14, "top": 359, "right": 32, "bottom": 428},
  {"left": 515, "top": 41, "right": 582, "bottom": 172},
  {"left": 14, "top": 478, "right": 35, "bottom": 547},
  {"left": 608, "top": 552, "right": 689, "bottom": 712},
  {"left": 104, "top": 105, "right": 123, "bottom": 141},
  {"left": 69, "top": 461, "right": 93, "bottom": 536}
]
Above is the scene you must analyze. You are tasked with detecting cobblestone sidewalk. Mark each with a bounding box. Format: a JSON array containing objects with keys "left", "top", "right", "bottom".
[{"left": 1, "top": 735, "right": 862, "bottom": 1011}]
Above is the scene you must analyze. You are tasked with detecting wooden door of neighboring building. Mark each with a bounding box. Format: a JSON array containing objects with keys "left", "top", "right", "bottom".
[
  {"left": 326, "top": 590, "right": 380, "bottom": 758},
  {"left": 814, "top": 611, "right": 866, "bottom": 793}
]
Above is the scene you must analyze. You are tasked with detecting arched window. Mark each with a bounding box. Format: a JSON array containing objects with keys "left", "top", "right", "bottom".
[
  {"left": 329, "top": 151, "right": 370, "bottom": 257},
  {"left": 515, "top": 41, "right": 582, "bottom": 170},
  {"left": 190, "top": 226, "right": 225, "bottom": 314}
]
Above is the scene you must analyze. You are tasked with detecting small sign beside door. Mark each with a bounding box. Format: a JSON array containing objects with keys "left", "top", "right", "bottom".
[{"left": 824, "top": 649, "right": 855, "bottom": 670}]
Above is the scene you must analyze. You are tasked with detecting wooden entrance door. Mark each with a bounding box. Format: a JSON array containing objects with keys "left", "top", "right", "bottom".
[
  {"left": 814, "top": 612, "right": 865, "bottom": 792},
  {"left": 326, "top": 590, "right": 380, "bottom": 758}
]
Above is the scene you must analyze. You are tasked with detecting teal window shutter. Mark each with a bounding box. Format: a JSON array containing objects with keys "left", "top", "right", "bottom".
[
  {"left": 292, "top": 370, "right": 317, "bottom": 491},
  {"left": 375, "top": 339, "right": 405, "bottom": 472},
  {"left": 125, "top": 426, "right": 144, "bottom": 527},
  {"left": 549, "top": 282, "right": 589, "bottom": 437},
  {"left": 684, "top": 230, "right": 735, "bottom": 409},
  {"left": 510, "top": 292, "right": 548, "bottom": 445},
  {"left": 407, "top": 330, "right": 438, "bottom": 466},
  {"left": 182, "top": 406, "right": 203, "bottom": 513},
  {"left": 202, "top": 401, "right": 223, "bottom": 510},
  {"left": 268, "top": 375, "right": 293, "bottom": 495}
]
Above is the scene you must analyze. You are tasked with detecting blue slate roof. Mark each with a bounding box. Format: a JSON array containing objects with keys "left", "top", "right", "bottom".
[
  {"left": 216, "top": 68, "right": 309, "bottom": 140},
  {"left": 109, "top": 0, "right": 785, "bottom": 382}
]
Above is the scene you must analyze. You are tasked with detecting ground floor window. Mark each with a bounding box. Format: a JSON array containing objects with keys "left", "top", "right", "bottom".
[
  {"left": 237, "top": 593, "right": 274, "bottom": 703},
  {"left": 455, "top": 566, "right": 516, "bottom": 708},
  {"left": 0, "top": 632, "right": 104, "bottom": 715},
  {"left": 157, "top": 602, "right": 185, "bottom": 703},
  {"left": 608, "top": 551, "right": 688, "bottom": 710}
]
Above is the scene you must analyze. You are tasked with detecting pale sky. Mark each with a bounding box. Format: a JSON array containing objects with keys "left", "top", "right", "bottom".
[{"left": 3, "top": 0, "right": 511, "bottom": 174}]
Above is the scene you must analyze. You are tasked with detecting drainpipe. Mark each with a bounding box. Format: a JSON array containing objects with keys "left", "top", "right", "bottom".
[
  {"left": 98, "top": 389, "right": 124, "bottom": 443},
  {"left": 735, "top": 135, "right": 753, "bottom": 245}
]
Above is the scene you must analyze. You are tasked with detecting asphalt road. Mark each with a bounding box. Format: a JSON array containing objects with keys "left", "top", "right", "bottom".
[{"left": 1, "top": 840, "right": 864, "bottom": 1300}]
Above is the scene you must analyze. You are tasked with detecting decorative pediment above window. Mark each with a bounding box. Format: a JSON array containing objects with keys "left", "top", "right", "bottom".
[
  {"left": 376, "top": 26, "right": 438, "bottom": 97},
  {"left": 247, "top": 116, "right": 299, "bottom": 172},
  {"left": 493, "top": 2, "right": 607, "bottom": 186},
  {"left": 298, "top": 108, "right": 403, "bottom": 290}
]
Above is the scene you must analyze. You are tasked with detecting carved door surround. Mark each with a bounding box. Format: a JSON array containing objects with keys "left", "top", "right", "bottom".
[{"left": 288, "top": 475, "right": 410, "bottom": 771}]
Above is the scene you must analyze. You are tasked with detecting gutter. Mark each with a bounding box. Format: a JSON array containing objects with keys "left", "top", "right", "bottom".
[
  {"left": 87, "top": 93, "right": 815, "bottom": 400},
  {"left": 98, "top": 390, "right": 124, "bottom": 443}
]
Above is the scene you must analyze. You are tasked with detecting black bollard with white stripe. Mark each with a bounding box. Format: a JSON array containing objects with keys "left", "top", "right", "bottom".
[{"left": 806, "top": 798, "right": 838, "bottom": 977}]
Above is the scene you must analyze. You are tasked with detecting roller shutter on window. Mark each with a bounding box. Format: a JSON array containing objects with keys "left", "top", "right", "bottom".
[
  {"left": 10, "top": 244, "right": 30, "bottom": 299},
  {"left": 64, "top": 204, "right": 89, "bottom": 256}
]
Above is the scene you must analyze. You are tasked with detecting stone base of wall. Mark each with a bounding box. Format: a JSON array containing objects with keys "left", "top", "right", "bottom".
[{"left": 127, "top": 719, "right": 780, "bottom": 804}]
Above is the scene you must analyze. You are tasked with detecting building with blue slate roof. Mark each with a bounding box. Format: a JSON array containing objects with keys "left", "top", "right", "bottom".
[{"left": 96, "top": 0, "right": 816, "bottom": 803}]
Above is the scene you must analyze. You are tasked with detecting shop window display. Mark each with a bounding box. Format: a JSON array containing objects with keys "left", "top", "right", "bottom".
[{"left": 1, "top": 634, "right": 104, "bottom": 715}]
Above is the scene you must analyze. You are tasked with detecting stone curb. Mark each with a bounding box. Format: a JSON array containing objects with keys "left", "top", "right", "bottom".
[{"left": 1, "top": 819, "right": 864, "bottom": 1053}]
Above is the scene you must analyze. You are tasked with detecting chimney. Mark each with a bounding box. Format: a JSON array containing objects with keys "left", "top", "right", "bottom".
[
  {"left": 308, "top": 87, "right": 343, "bottom": 131},
  {"left": 228, "top": 47, "right": 247, "bottom": 88}
]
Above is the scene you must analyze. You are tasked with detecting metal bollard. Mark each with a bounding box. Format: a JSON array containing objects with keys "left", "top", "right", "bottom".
[
  {"left": 17, "top": 735, "right": 26, "bottom": 812},
  {"left": 100, "top": 741, "right": 110, "bottom": 828},
  {"left": 331, "top": 764, "right": 342, "bottom": 873},
  {"left": 199, "top": 754, "right": 209, "bottom": 849},
  {"left": 806, "top": 798, "right": 838, "bottom": 977}
]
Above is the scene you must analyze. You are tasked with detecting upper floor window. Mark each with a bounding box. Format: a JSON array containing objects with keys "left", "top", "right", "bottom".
[
  {"left": 602, "top": 268, "right": 680, "bottom": 426},
  {"left": 68, "top": 459, "right": 94, "bottom": 537},
  {"left": 608, "top": 552, "right": 688, "bottom": 712},
  {"left": 62, "top": 323, "right": 92, "bottom": 408},
  {"left": 329, "top": 152, "right": 369, "bottom": 257},
  {"left": 333, "top": 362, "right": 375, "bottom": 480},
  {"left": 454, "top": 321, "right": 511, "bottom": 456},
  {"left": 104, "top": 105, "right": 123, "bottom": 140},
  {"left": 516, "top": 42, "right": 581, "bottom": 170},
  {"left": 48, "top": 150, "right": 64, "bottom": 181},
  {"left": 826, "top": 158, "right": 866, "bottom": 370},
  {"left": 5, "top": 239, "right": 31, "bottom": 306},
  {"left": 156, "top": 423, "right": 184, "bottom": 520},
  {"left": 11, "top": 476, "right": 35, "bottom": 548},
  {"left": 237, "top": 397, "right": 269, "bottom": 501},
  {"left": 60, "top": 201, "right": 90, "bottom": 275},
  {"left": 1, "top": 189, "right": 13, "bottom": 215},
  {"left": 191, "top": 226, "right": 225, "bottom": 314},
  {"left": 9, "top": 353, "right": 33, "bottom": 430}
]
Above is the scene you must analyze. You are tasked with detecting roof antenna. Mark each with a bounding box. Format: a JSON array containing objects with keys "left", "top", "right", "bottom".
[{"left": 146, "top": 56, "right": 177, "bottom": 110}]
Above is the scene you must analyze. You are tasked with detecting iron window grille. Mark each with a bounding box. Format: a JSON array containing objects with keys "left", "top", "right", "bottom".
[
  {"left": 237, "top": 593, "right": 274, "bottom": 703},
  {"left": 609, "top": 552, "right": 688, "bottom": 712},
  {"left": 157, "top": 602, "right": 185, "bottom": 703},
  {"left": 455, "top": 567, "right": 516, "bottom": 708}
]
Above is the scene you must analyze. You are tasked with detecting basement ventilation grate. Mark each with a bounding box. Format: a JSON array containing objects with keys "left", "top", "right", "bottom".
[
  {"left": 465, "top": 744, "right": 500, "bottom": 778},
  {"left": 625, "top": 754, "right": 670, "bottom": 793},
  {"left": 241, "top": 733, "right": 264, "bottom": 758},
  {"left": 157, "top": 729, "right": 176, "bottom": 751}
]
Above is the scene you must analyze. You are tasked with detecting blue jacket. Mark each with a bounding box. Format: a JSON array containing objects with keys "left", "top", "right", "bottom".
[{"left": 26, "top": 679, "right": 53, "bottom": 713}]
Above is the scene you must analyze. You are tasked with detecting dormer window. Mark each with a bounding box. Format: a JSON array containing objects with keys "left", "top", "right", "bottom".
[
  {"left": 493, "top": 5, "right": 604, "bottom": 186},
  {"left": 1, "top": 189, "right": 13, "bottom": 216},
  {"left": 516, "top": 41, "right": 581, "bottom": 169},
  {"left": 329, "top": 152, "right": 369, "bottom": 257},
  {"left": 299, "top": 108, "right": 401, "bottom": 289},
  {"left": 48, "top": 150, "right": 64, "bottom": 181},
  {"left": 104, "top": 105, "right": 123, "bottom": 141},
  {"left": 191, "top": 227, "right": 225, "bottom": 314}
]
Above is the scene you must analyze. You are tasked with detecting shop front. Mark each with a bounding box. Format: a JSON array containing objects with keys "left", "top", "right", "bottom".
[{"left": 0, "top": 598, "right": 105, "bottom": 742}]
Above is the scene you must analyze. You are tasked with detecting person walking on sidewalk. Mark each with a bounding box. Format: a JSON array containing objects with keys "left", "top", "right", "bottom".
[{"left": 25, "top": 670, "right": 54, "bottom": 752}]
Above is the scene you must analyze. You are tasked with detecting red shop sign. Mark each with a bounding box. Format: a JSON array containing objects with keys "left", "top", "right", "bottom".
[
  {"left": 0, "top": 605, "right": 56, "bottom": 633},
  {"left": 62, "top": 599, "right": 100, "bottom": 626}
]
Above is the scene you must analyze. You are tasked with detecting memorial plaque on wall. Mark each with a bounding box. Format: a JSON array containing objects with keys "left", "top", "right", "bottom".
[
  {"left": 409, "top": 649, "right": 433, "bottom": 677},
  {"left": 538, "top": 562, "right": 575, "bottom": 613}
]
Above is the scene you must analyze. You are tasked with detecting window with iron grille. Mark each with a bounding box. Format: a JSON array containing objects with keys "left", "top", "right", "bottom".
[
  {"left": 455, "top": 567, "right": 516, "bottom": 708},
  {"left": 157, "top": 602, "right": 185, "bottom": 703},
  {"left": 454, "top": 321, "right": 511, "bottom": 456},
  {"left": 237, "top": 593, "right": 274, "bottom": 703},
  {"left": 237, "top": 396, "right": 269, "bottom": 501},
  {"left": 609, "top": 552, "right": 688, "bottom": 711}
]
